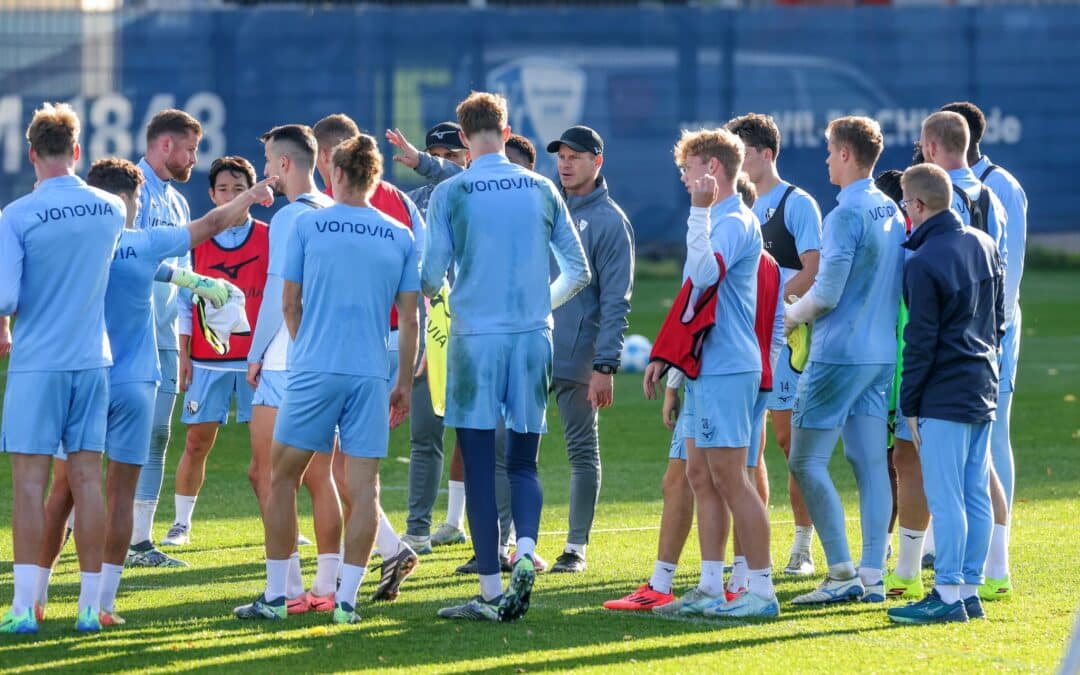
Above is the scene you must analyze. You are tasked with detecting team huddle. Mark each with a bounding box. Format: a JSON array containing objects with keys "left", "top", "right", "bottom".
[{"left": 0, "top": 90, "right": 1023, "bottom": 632}]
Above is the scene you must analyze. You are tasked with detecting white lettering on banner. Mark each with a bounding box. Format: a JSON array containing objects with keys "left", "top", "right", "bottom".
[
  {"left": 0, "top": 91, "right": 227, "bottom": 175},
  {"left": 691, "top": 107, "right": 1022, "bottom": 149},
  {"left": 0, "top": 96, "right": 21, "bottom": 173}
]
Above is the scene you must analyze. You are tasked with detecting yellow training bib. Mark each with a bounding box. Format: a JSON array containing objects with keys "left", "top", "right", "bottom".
[{"left": 425, "top": 283, "right": 451, "bottom": 417}]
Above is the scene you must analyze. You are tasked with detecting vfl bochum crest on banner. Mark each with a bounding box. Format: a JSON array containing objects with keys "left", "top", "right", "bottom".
[{"left": 488, "top": 57, "right": 586, "bottom": 175}]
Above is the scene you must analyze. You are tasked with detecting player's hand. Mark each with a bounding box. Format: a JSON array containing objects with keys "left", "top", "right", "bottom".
[
  {"left": 587, "top": 371, "right": 614, "bottom": 410},
  {"left": 0, "top": 318, "right": 11, "bottom": 358},
  {"left": 905, "top": 416, "right": 922, "bottom": 452},
  {"left": 643, "top": 361, "right": 665, "bottom": 400},
  {"left": 690, "top": 175, "right": 719, "bottom": 209},
  {"left": 414, "top": 352, "right": 427, "bottom": 378},
  {"left": 385, "top": 128, "right": 421, "bottom": 170},
  {"left": 178, "top": 352, "right": 192, "bottom": 392},
  {"left": 244, "top": 176, "right": 278, "bottom": 208},
  {"left": 246, "top": 362, "right": 262, "bottom": 389},
  {"left": 194, "top": 277, "right": 230, "bottom": 309},
  {"left": 662, "top": 387, "right": 680, "bottom": 431},
  {"left": 389, "top": 384, "right": 412, "bottom": 429},
  {"left": 783, "top": 310, "right": 799, "bottom": 337}
]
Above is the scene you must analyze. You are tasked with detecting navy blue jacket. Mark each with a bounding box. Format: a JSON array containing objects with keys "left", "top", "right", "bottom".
[{"left": 900, "top": 209, "right": 1005, "bottom": 423}]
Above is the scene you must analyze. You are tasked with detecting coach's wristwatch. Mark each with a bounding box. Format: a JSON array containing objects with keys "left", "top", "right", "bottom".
[{"left": 593, "top": 364, "right": 617, "bottom": 375}]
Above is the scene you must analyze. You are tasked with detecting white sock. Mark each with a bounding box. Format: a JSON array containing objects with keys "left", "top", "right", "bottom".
[
  {"left": 565, "top": 542, "right": 586, "bottom": 558},
  {"left": 985, "top": 523, "right": 1010, "bottom": 578},
  {"left": 895, "top": 527, "right": 926, "bottom": 579},
  {"left": 728, "top": 556, "right": 748, "bottom": 593},
  {"left": 479, "top": 573, "right": 503, "bottom": 602},
  {"left": 747, "top": 567, "right": 775, "bottom": 599},
  {"left": 338, "top": 563, "right": 366, "bottom": 609},
  {"left": 78, "top": 572, "right": 101, "bottom": 615},
  {"left": 265, "top": 559, "right": 290, "bottom": 601},
  {"left": 794, "top": 525, "right": 814, "bottom": 554},
  {"left": 337, "top": 541, "right": 345, "bottom": 581},
  {"left": 828, "top": 561, "right": 857, "bottom": 580},
  {"left": 961, "top": 583, "right": 979, "bottom": 600},
  {"left": 649, "top": 560, "right": 677, "bottom": 595},
  {"left": 131, "top": 499, "right": 158, "bottom": 545},
  {"left": 66, "top": 510, "right": 76, "bottom": 530},
  {"left": 446, "top": 480, "right": 466, "bottom": 530},
  {"left": 313, "top": 553, "right": 340, "bottom": 597},
  {"left": 98, "top": 563, "right": 124, "bottom": 613},
  {"left": 516, "top": 536, "right": 537, "bottom": 559},
  {"left": 698, "top": 560, "right": 725, "bottom": 597},
  {"left": 174, "top": 494, "right": 197, "bottom": 528},
  {"left": 923, "top": 523, "right": 935, "bottom": 555},
  {"left": 499, "top": 544, "right": 510, "bottom": 558},
  {"left": 286, "top": 552, "right": 304, "bottom": 599},
  {"left": 936, "top": 584, "right": 961, "bottom": 604},
  {"left": 859, "top": 566, "right": 883, "bottom": 587},
  {"left": 12, "top": 564, "right": 37, "bottom": 614},
  {"left": 375, "top": 512, "right": 402, "bottom": 558},
  {"left": 35, "top": 566, "right": 53, "bottom": 608}
]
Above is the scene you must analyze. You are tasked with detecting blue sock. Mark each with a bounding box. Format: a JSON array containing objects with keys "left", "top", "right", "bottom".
[
  {"left": 505, "top": 431, "right": 543, "bottom": 544},
  {"left": 790, "top": 425, "right": 851, "bottom": 567},
  {"left": 457, "top": 428, "right": 501, "bottom": 576},
  {"left": 841, "top": 415, "right": 891, "bottom": 571}
]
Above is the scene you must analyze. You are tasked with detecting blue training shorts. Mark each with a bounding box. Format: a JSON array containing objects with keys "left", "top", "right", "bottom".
[
  {"left": 680, "top": 372, "right": 760, "bottom": 449},
  {"left": 273, "top": 371, "right": 389, "bottom": 458},
  {"left": 252, "top": 369, "right": 287, "bottom": 408},
  {"left": 2, "top": 369, "right": 109, "bottom": 455},
  {"left": 668, "top": 405, "right": 692, "bottom": 461},
  {"left": 182, "top": 367, "right": 254, "bottom": 424},
  {"left": 106, "top": 381, "right": 158, "bottom": 466},
  {"left": 746, "top": 389, "right": 771, "bottom": 468},
  {"left": 766, "top": 344, "right": 800, "bottom": 411},
  {"left": 793, "top": 361, "right": 894, "bottom": 430},
  {"left": 444, "top": 329, "right": 552, "bottom": 434}
]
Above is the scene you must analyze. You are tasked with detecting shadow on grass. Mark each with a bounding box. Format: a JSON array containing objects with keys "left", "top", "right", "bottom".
[{"left": 0, "top": 553, "right": 907, "bottom": 674}]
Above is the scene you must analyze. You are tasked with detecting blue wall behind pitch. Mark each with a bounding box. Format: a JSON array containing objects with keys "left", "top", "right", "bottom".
[{"left": 0, "top": 6, "right": 1073, "bottom": 248}]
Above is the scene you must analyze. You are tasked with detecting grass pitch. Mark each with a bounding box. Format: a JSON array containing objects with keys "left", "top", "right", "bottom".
[{"left": 0, "top": 266, "right": 1078, "bottom": 673}]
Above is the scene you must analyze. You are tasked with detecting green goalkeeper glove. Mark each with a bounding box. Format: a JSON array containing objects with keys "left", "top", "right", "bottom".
[{"left": 171, "top": 269, "right": 230, "bottom": 309}]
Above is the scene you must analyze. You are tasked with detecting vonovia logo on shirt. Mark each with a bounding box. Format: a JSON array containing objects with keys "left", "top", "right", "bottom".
[{"left": 186, "top": 400, "right": 200, "bottom": 415}]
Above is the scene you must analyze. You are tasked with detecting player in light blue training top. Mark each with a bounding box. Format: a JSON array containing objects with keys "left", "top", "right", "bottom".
[
  {"left": 944, "top": 101, "right": 1027, "bottom": 599},
  {"left": 785, "top": 116, "right": 905, "bottom": 608},
  {"left": 644, "top": 128, "right": 776, "bottom": 620},
  {"left": 727, "top": 113, "right": 824, "bottom": 577},
  {"left": 0, "top": 103, "right": 125, "bottom": 634},
  {"left": 234, "top": 135, "right": 420, "bottom": 627},
  {"left": 916, "top": 109, "right": 1017, "bottom": 599},
  {"left": 243, "top": 124, "right": 345, "bottom": 614},
  {"left": 421, "top": 92, "right": 589, "bottom": 623},
  {"left": 35, "top": 157, "right": 271, "bottom": 627},
  {"left": 128, "top": 108, "right": 204, "bottom": 569}
]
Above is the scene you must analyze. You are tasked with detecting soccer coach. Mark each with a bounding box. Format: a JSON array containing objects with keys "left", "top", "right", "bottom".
[
  {"left": 546, "top": 126, "right": 635, "bottom": 573},
  {"left": 888, "top": 164, "right": 1004, "bottom": 625}
]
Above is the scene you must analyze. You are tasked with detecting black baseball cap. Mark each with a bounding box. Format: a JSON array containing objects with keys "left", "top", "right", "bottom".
[
  {"left": 546, "top": 125, "right": 604, "bottom": 155},
  {"left": 425, "top": 122, "right": 465, "bottom": 151}
]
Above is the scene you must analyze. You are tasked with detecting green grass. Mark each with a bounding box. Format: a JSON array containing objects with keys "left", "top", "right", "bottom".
[{"left": 1, "top": 269, "right": 1079, "bottom": 673}]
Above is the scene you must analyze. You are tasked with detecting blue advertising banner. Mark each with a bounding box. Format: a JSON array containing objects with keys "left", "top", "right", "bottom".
[{"left": 0, "top": 6, "right": 1072, "bottom": 249}]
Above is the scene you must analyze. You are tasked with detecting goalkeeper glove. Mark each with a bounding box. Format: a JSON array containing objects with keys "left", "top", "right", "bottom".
[{"left": 171, "top": 269, "right": 230, "bottom": 309}]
